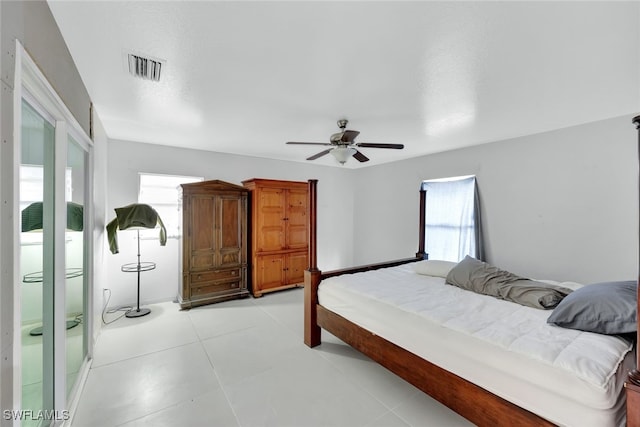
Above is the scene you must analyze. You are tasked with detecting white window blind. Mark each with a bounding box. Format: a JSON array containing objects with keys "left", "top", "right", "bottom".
[{"left": 421, "top": 175, "right": 483, "bottom": 262}]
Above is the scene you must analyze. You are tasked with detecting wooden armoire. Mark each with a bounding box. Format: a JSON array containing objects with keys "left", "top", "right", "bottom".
[
  {"left": 178, "top": 180, "right": 249, "bottom": 309},
  {"left": 242, "top": 179, "right": 309, "bottom": 297}
]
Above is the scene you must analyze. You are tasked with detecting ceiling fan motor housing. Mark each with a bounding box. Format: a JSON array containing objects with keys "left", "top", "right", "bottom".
[
  {"left": 330, "top": 132, "right": 345, "bottom": 143},
  {"left": 330, "top": 129, "right": 360, "bottom": 144}
]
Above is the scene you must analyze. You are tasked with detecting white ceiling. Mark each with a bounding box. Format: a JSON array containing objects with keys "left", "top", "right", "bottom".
[{"left": 47, "top": 1, "right": 639, "bottom": 168}]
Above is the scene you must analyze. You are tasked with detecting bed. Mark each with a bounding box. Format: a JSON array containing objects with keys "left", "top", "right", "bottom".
[{"left": 302, "top": 115, "right": 640, "bottom": 427}]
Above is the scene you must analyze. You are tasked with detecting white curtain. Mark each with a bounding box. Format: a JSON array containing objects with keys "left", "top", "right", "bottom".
[{"left": 422, "top": 176, "right": 484, "bottom": 262}]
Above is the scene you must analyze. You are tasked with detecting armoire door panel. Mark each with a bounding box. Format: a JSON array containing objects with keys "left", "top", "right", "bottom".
[
  {"left": 257, "top": 188, "right": 286, "bottom": 251},
  {"left": 219, "top": 250, "right": 241, "bottom": 266},
  {"left": 220, "top": 197, "right": 241, "bottom": 250},
  {"left": 287, "top": 225, "right": 308, "bottom": 249},
  {"left": 286, "top": 189, "right": 308, "bottom": 249},
  {"left": 287, "top": 251, "right": 308, "bottom": 285},
  {"left": 259, "top": 227, "right": 285, "bottom": 252},
  {"left": 191, "top": 196, "right": 216, "bottom": 252},
  {"left": 260, "top": 188, "right": 286, "bottom": 210},
  {"left": 287, "top": 189, "right": 307, "bottom": 210},
  {"left": 256, "top": 254, "right": 286, "bottom": 291}
]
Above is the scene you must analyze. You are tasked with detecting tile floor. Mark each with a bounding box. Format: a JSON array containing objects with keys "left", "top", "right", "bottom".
[{"left": 72, "top": 288, "right": 473, "bottom": 427}]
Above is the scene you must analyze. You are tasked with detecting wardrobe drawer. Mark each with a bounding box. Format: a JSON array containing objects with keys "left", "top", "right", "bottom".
[
  {"left": 191, "top": 280, "right": 241, "bottom": 297},
  {"left": 191, "top": 268, "right": 240, "bottom": 284}
]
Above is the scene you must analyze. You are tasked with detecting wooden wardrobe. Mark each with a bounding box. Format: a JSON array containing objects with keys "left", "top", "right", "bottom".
[
  {"left": 242, "top": 178, "right": 309, "bottom": 297},
  {"left": 178, "top": 180, "right": 249, "bottom": 309}
]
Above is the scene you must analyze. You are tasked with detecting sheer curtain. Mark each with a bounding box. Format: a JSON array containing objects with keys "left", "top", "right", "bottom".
[{"left": 421, "top": 175, "right": 484, "bottom": 262}]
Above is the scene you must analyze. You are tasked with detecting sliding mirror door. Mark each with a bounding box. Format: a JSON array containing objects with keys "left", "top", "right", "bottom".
[
  {"left": 18, "top": 99, "right": 92, "bottom": 425},
  {"left": 19, "top": 99, "right": 55, "bottom": 426}
]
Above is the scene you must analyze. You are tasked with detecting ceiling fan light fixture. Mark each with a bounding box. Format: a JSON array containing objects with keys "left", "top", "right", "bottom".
[{"left": 331, "top": 147, "right": 356, "bottom": 164}]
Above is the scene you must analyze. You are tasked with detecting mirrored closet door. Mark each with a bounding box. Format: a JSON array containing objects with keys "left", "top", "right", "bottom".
[
  {"left": 20, "top": 99, "right": 56, "bottom": 426},
  {"left": 18, "top": 93, "right": 92, "bottom": 425}
]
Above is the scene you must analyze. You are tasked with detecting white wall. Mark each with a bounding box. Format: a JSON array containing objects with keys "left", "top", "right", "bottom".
[
  {"left": 353, "top": 115, "right": 638, "bottom": 284},
  {"left": 105, "top": 140, "right": 355, "bottom": 308}
]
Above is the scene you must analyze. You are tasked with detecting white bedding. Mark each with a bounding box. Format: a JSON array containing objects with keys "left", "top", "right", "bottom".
[{"left": 318, "top": 264, "right": 635, "bottom": 427}]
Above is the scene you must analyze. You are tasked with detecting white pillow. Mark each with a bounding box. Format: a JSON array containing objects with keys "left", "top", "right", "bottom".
[{"left": 412, "top": 260, "right": 458, "bottom": 278}]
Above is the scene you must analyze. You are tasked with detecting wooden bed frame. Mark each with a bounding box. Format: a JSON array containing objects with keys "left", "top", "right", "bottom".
[{"left": 303, "top": 114, "right": 640, "bottom": 426}]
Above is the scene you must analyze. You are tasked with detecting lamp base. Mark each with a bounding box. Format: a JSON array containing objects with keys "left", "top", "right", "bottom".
[{"left": 125, "top": 308, "right": 151, "bottom": 318}]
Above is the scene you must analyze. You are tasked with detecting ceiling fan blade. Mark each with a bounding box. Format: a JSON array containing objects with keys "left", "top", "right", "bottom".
[
  {"left": 307, "top": 148, "right": 333, "bottom": 161},
  {"left": 355, "top": 142, "right": 404, "bottom": 149},
  {"left": 353, "top": 150, "right": 370, "bottom": 163},
  {"left": 287, "top": 141, "right": 332, "bottom": 146},
  {"left": 341, "top": 130, "right": 360, "bottom": 143}
]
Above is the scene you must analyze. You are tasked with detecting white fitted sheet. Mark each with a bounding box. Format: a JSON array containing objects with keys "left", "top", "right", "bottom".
[{"left": 318, "top": 264, "right": 635, "bottom": 427}]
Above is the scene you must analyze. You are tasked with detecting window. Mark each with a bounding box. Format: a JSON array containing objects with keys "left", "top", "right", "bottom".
[
  {"left": 138, "top": 173, "right": 203, "bottom": 238},
  {"left": 422, "top": 175, "right": 484, "bottom": 262}
]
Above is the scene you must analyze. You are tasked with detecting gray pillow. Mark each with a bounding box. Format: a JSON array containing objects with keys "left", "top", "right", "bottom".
[{"left": 547, "top": 280, "right": 637, "bottom": 334}]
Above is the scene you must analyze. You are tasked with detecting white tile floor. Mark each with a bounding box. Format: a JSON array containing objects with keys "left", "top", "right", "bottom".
[{"left": 72, "top": 288, "right": 473, "bottom": 427}]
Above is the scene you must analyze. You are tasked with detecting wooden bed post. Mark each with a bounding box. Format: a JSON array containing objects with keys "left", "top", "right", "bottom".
[
  {"left": 417, "top": 186, "right": 428, "bottom": 260},
  {"left": 304, "top": 179, "right": 321, "bottom": 347},
  {"left": 626, "top": 115, "right": 640, "bottom": 427}
]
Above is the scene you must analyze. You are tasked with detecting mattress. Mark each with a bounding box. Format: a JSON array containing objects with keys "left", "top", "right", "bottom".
[{"left": 318, "top": 264, "right": 635, "bottom": 427}]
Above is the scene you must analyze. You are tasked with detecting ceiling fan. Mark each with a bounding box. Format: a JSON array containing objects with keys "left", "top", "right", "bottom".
[{"left": 286, "top": 119, "right": 404, "bottom": 165}]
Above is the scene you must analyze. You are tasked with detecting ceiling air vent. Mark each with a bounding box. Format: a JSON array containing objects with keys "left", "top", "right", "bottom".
[{"left": 127, "top": 53, "right": 163, "bottom": 81}]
